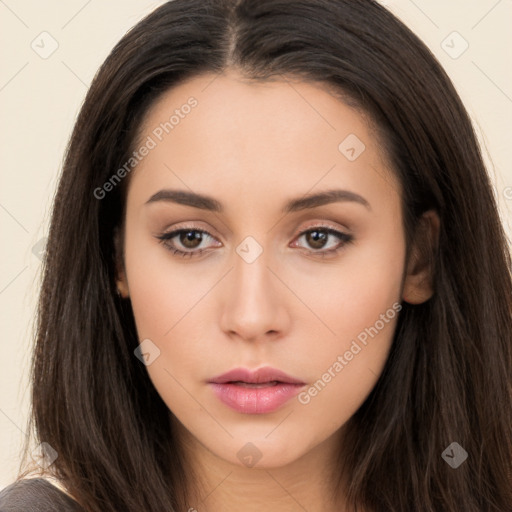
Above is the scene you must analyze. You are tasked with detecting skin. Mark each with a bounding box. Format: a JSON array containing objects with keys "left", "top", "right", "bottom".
[{"left": 116, "top": 69, "right": 438, "bottom": 511}]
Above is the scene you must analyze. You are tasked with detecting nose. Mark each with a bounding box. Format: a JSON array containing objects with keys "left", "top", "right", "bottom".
[{"left": 219, "top": 244, "right": 291, "bottom": 343}]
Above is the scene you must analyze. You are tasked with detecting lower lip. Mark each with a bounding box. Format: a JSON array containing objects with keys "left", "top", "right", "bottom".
[{"left": 209, "top": 382, "right": 304, "bottom": 414}]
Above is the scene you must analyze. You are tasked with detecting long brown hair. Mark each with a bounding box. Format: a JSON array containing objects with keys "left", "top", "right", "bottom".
[{"left": 18, "top": 0, "right": 512, "bottom": 510}]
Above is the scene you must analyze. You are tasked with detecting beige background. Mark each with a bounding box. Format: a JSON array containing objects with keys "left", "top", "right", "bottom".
[{"left": 0, "top": 0, "right": 511, "bottom": 489}]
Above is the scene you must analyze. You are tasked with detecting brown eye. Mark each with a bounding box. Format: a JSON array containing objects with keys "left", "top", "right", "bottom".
[
  {"left": 305, "top": 229, "right": 329, "bottom": 250},
  {"left": 156, "top": 228, "right": 220, "bottom": 258},
  {"left": 293, "top": 227, "right": 353, "bottom": 255},
  {"left": 179, "top": 230, "right": 204, "bottom": 249}
]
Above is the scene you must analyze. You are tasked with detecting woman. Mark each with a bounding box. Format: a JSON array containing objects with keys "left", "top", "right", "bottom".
[{"left": 1, "top": 0, "right": 511, "bottom": 510}]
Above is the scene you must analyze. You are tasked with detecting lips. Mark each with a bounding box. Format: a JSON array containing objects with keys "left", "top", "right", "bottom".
[
  {"left": 208, "top": 367, "right": 306, "bottom": 414},
  {"left": 209, "top": 367, "right": 305, "bottom": 385}
]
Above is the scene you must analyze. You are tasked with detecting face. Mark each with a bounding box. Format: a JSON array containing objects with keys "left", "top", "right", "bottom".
[{"left": 116, "top": 70, "right": 422, "bottom": 470}]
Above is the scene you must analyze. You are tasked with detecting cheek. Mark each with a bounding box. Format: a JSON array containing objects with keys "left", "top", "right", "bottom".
[
  {"left": 296, "top": 332, "right": 394, "bottom": 436},
  {"left": 123, "top": 223, "right": 207, "bottom": 339},
  {"left": 291, "top": 228, "right": 404, "bottom": 418},
  {"left": 290, "top": 220, "right": 405, "bottom": 348},
  {"left": 123, "top": 240, "right": 208, "bottom": 420},
  {"left": 123, "top": 227, "right": 219, "bottom": 394},
  {"left": 295, "top": 290, "right": 401, "bottom": 431}
]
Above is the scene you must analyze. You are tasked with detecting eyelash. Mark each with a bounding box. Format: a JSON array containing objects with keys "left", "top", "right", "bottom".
[{"left": 156, "top": 224, "right": 354, "bottom": 259}]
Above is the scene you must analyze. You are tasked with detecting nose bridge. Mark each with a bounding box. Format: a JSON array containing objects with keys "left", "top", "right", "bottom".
[
  {"left": 236, "top": 250, "right": 269, "bottom": 296},
  {"left": 232, "top": 240, "right": 276, "bottom": 312},
  {"left": 220, "top": 236, "right": 287, "bottom": 340}
]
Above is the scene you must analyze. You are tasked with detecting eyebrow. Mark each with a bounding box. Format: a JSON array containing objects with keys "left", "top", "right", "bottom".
[{"left": 145, "top": 188, "right": 371, "bottom": 213}]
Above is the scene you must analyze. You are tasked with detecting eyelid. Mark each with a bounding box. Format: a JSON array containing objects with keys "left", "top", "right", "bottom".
[
  {"left": 163, "top": 220, "right": 217, "bottom": 233},
  {"left": 157, "top": 224, "right": 222, "bottom": 245},
  {"left": 159, "top": 221, "right": 222, "bottom": 241},
  {"left": 297, "top": 220, "right": 350, "bottom": 234}
]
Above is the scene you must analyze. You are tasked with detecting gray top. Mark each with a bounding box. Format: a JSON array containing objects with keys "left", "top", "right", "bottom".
[{"left": 0, "top": 478, "right": 85, "bottom": 512}]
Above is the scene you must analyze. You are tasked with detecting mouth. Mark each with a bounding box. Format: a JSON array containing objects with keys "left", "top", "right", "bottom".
[
  {"left": 224, "top": 381, "right": 281, "bottom": 388},
  {"left": 208, "top": 367, "right": 306, "bottom": 414},
  {"left": 209, "top": 366, "right": 305, "bottom": 385}
]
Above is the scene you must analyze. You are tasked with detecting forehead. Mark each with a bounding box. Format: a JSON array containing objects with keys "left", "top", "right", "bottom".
[{"left": 128, "top": 70, "right": 400, "bottom": 213}]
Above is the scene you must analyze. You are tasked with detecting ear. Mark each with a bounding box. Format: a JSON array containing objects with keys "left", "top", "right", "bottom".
[
  {"left": 402, "top": 209, "right": 440, "bottom": 304},
  {"left": 114, "top": 226, "right": 130, "bottom": 299}
]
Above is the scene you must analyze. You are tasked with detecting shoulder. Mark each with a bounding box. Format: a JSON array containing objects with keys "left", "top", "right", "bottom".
[{"left": 0, "top": 478, "right": 85, "bottom": 512}]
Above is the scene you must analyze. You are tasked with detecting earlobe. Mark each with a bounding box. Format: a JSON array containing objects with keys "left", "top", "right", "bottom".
[
  {"left": 114, "top": 226, "right": 130, "bottom": 299},
  {"left": 116, "top": 275, "right": 130, "bottom": 298},
  {"left": 402, "top": 210, "right": 440, "bottom": 305}
]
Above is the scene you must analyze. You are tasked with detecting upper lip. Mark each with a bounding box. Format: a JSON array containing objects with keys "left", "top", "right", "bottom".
[{"left": 208, "top": 367, "right": 305, "bottom": 385}]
